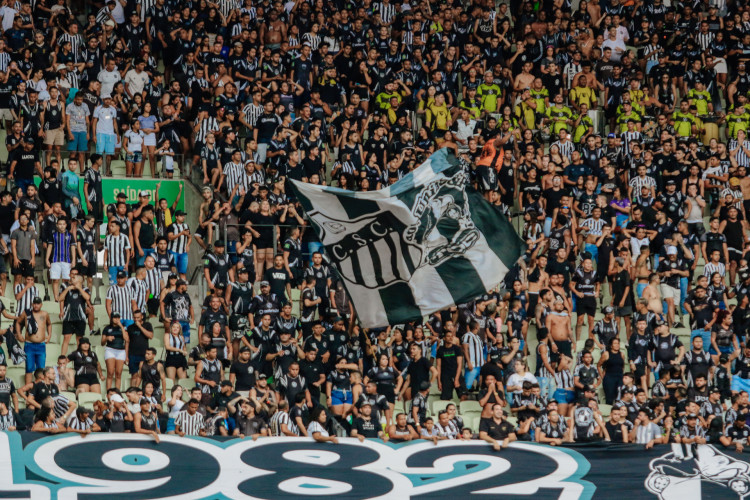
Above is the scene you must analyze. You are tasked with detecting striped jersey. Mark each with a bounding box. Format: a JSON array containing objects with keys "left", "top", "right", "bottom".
[
  {"left": 106, "top": 284, "right": 135, "bottom": 320},
  {"left": 14, "top": 284, "right": 38, "bottom": 314},
  {"left": 167, "top": 222, "right": 190, "bottom": 254},
  {"left": 104, "top": 233, "right": 131, "bottom": 267},
  {"left": 174, "top": 410, "right": 205, "bottom": 435},
  {"left": 51, "top": 231, "right": 75, "bottom": 263},
  {"left": 128, "top": 278, "right": 149, "bottom": 312}
]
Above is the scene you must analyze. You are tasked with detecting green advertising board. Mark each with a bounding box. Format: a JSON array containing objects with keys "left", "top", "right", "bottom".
[{"left": 35, "top": 176, "right": 185, "bottom": 221}]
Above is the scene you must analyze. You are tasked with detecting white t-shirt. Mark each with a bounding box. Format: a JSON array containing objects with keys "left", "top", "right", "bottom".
[
  {"left": 506, "top": 372, "right": 538, "bottom": 395},
  {"left": 124, "top": 129, "right": 145, "bottom": 152},
  {"left": 93, "top": 105, "right": 117, "bottom": 134},
  {"left": 124, "top": 69, "right": 149, "bottom": 95},
  {"left": 97, "top": 68, "right": 121, "bottom": 96}
]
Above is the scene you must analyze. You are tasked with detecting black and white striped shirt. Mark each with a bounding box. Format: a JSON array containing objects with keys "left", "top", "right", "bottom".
[
  {"left": 461, "top": 331, "right": 484, "bottom": 367},
  {"left": 137, "top": 0, "right": 156, "bottom": 21},
  {"left": 58, "top": 33, "right": 84, "bottom": 60},
  {"left": 14, "top": 284, "right": 39, "bottom": 314},
  {"left": 128, "top": 278, "right": 149, "bottom": 312},
  {"left": 374, "top": 1, "right": 397, "bottom": 24},
  {"left": 144, "top": 267, "right": 162, "bottom": 297},
  {"left": 0, "top": 52, "right": 11, "bottom": 72},
  {"left": 270, "top": 409, "right": 297, "bottom": 436},
  {"left": 67, "top": 415, "right": 94, "bottom": 431},
  {"left": 703, "top": 261, "right": 726, "bottom": 278},
  {"left": 730, "top": 139, "right": 750, "bottom": 168},
  {"left": 555, "top": 368, "right": 575, "bottom": 389},
  {"left": 242, "top": 102, "right": 263, "bottom": 128},
  {"left": 195, "top": 116, "right": 219, "bottom": 144},
  {"left": 167, "top": 222, "right": 190, "bottom": 254},
  {"left": 104, "top": 234, "right": 131, "bottom": 267},
  {"left": 628, "top": 175, "right": 657, "bottom": 193},
  {"left": 551, "top": 140, "right": 575, "bottom": 160},
  {"left": 580, "top": 218, "right": 606, "bottom": 236},
  {"left": 106, "top": 284, "right": 135, "bottom": 320},
  {"left": 696, "top": 32, "right": 715, "bottom": 51},
  {"left": 302, "top": 32, "right": 321, "bottom": 51},
  {"left": 223, "top": 161, "right": 245, "bottom": 194},
  {"left": 217, "top": 0, "right": 239, "bottom": 18},
  {"left": 175, "top": 409, "right": 205, "bottom": 435},
  {"left": 0, "top": 411, "right": 15, "bottom": 430},
  {"left": 620, "top": 130, "right": 641, "bottom": 152}
]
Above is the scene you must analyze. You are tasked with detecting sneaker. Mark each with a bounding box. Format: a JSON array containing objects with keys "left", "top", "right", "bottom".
[
  {"left": 673, "top": 322, "right": 685, "bottom": 329},
  {"left": 90, "top": 329, "right": 101, "bottom": 336}
]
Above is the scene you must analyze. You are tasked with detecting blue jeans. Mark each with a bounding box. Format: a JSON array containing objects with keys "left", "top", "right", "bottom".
[
  {"left": 180, "top": 321, "right": 191, "bottom": 343},
  {"left": 108, "top": 266, "right": 125, "bottom": 284},
  {"left": 537, "top": 376, "right": 555, "bottom": 399},
  {"left": 636, "top": 283, "right": 647, "bottom": 298},
  {"left": 679, "top": 277, "right": 688, "bottom": 315},
  {"left": 170, "top": 251, "right": 189, "bottom": 275},
  {"left": 691, "top": 329, "right": 711, "bottom": 350},
  {"left": 544, "top": 217, "right": 553, "bottom": 237},
  {"left": 464, "top": 366, "right": 481, "bottom": 390},
  {"left": 24, "top": 342, "right": 46, "bottom": 373},
  {"left": 15, "top": 178, "right": 33, "bottom": 194},
  {"left": 137, "top": 248, "right": 156, "bottom": 267}
]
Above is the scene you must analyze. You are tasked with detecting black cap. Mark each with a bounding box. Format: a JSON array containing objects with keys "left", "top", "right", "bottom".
[
  {"left": 239, "top": 345, "right": 251, "bottom": 353},
  {"left": 214, "top": 239, "right": 225, "bottom": 247},
  {"left": 237, "top": 267, "right": 249, "bottom": 274},
  {"left": 260, "top": 281, "right": 270, "bottom": 287},
  {"left": 666, "top": 179, "right": 676, "bottom": 185},
  {"left": 32, "top": 297, "right": 43, "bottom": 304},
  {"left": 112, "top": 311, "right": 121, "bottom": 318},
  {"left": 687, "top": 413, "right": 698, "bottom": 419},
  {"left": 117, "top": 270, "right": 128, "bottom": 279},
  {"left": 258, "top": 374, "right": 267, "bottom": 380},
  {"left": 710, "top": 387, "right": 721, "bottom": 394},
  {"left": 220, "top": 380, "right": 233, "bottom": 387},
  {"left": 168, "top": 273, "right": 178, "bottom": 280}
]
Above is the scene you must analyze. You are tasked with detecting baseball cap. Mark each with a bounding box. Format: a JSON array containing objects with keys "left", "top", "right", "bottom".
[
  {"left": 687, "top": 413, "right": 698, "bottom": 419},
  {"left": 110, "top": 394, "right": 125, "bottom": 403},
  {"left": 220, "top": 380, "right": 233, "bottom": 387},
  {"left": 111, "top": 311, "right": 121, "bottom": 318},
  {"left": 260, "top": 280, "right": 270, "bottom": 287},
  {"left": 139, "top": 190, "right": 151, "bottom": 197},
  {"left": 603, "top": 306, "right": 614, "bottom": 314},
  {"left": 117, "top": 270, "right": 128, "bottom": 278},
  {"left": 237, "top": 267, "right": 249, "bottom": 274},
  {"left": 32, "top": 297, "right": 43, "bottom": 304},
  {"left": 239, "top": 345, "right": 251, "bottom": 353},
  {"left": 258, "top": 374, "right": 268, "bottom": 380},
  {"left": 102, "top": 93, "right": 112, "bottom": 99},
  {"left": 56, "top": 64, "right": 66, "bottom": 71},
  {"left": 666, "top": 246, "right": 678, "bottom": 255},
  {"left": 214, "top": 239, "right": 225, "bottom": 247},
  {"left": 665, "top": 179, "right": 676, "bottom": 186},
  {"left": 607, "top": 133, "right": 616, "bottom": 138}
]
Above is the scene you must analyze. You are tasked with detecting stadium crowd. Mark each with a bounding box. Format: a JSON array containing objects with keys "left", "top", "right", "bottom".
[{"left": 0, "top": 0, "right": 748, "bottom": 451}]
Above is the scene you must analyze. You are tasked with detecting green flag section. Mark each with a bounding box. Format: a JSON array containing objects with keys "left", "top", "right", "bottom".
[
  {"left": 34, "top": 177, "right": 184, "bottom": 222},
  {"left": 291, "top": 148, "right": 524, "bottom": 328}
]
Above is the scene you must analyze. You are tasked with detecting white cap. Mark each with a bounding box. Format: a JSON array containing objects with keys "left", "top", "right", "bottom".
[
  {"left": 666, "top": 246, "right": 678, "bottom": 255},
  {"left": 101, "top": 93, "right": 112, "bottom": 99},
  {"left": 110, "top": 394, "right": 124, "bottom": 403}
]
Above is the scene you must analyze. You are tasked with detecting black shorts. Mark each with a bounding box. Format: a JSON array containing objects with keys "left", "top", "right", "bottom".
[
  {"left": 729, "top": 247, "right": 743, "bottom": 264},
  {"left": 577, "top": 296, "right": 597, "bottom": 316},
  {"left": 633, "top": 362, "right": 647, "bottom": 379},
  {"left": 165, "top": 353, "right": 188, "bottom": 370},
  {"left": 555, "top": 340, "right": 573, "bottom": 359},
  {"left": 378, "top": 384, "right": 396, "bottom": 404},
  {"left": 12, "top": 259, "right": 33, "bottom": 277},
  {"left": 63, "top": 320, "right": 86, "bottom": 337},
  {"left": 77, "top": 258, "right": 97, "bottom": 277},
  {"left": 75, "top": 373, "right": 99, "bottom": 387}
]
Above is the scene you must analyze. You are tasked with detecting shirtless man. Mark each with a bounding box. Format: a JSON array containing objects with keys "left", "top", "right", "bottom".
[
  {"left": 739, "top": 166, "right": 750, "bottom": 217},
  {"left": 260, "top": 10, "right": 286, "bottom": 50},
  {"left": 513, "top": 61, "right": 535, "bottom": 94},
  {"left": 547, "top": 298, "right": 574, "bottom": 359},
  {"left": 634, "top": 245, "right": 651, "bottom": 298},
  {"left": 641, "top": 273, "right": 663, "bottom": 318},
  {"left": 16, "top": 297, "right": 51, "bottom": 384},
  {"left": 549, "top": 273, "right": 573, "bottom": 313}
]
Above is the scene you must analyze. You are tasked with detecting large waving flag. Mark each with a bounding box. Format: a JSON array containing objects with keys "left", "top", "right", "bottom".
[{"left": 290, "top": 148, "right": 524, "bottom": 328}]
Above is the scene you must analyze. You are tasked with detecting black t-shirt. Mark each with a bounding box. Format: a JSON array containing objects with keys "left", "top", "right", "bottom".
[
  {"left": 230, "top": 359, "right": 258, "bottom": 391},
  {"left": 436, "top": 344, "right": 463, "bottom": 378},
  {"left": 353, "top": 417, "right": 380, "bottom": 438},
  {"left": 406, "top": 357, "right": 432, "bottom": 391},
  {"left": 479, "top": 417, "right": 515, "bottom": 440},
  {"left": 0, "top": 376, "right": 15, "bottom": 407},
  {"left": 612, "top": 269, "right": 633, "bottom": 307},
  {"left": 605, "top": 420, "right": 627, "bottom": 443},
  {"left": 127, "top": 322, "right": 153, "bottom": 357},
  {"left": 31, "top": 381, "right": 59, "bottom": 403}
]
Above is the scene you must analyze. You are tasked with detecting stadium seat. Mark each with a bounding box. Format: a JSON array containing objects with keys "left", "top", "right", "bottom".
[
  {"left": 463, "top": 414, "right": 481, "bottom": 433},
  {"left": 78, "top": 392, "right": 103, "bottom": 407},
  {"left": 7, "top": 366, "right": 25, "bottom": 389},
  {"left": 176, "top": 377, "right": 193, "bottom": 390},
  {"left": 431, "top": 399, "right": 453, "bottom": 415},
  {"left": 59, "top": 391, "right": 77, "bottom": 403},
  {"left": 459, "top": 400, "right": 482, "bottom": 414},
  {"left": 599, "top": 404, "right": 612, "bottom": 417}
]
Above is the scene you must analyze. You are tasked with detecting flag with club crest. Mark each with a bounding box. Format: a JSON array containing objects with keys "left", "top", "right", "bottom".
[{"left": 290, "top": 148, "right": 524, "bottom": 328}]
